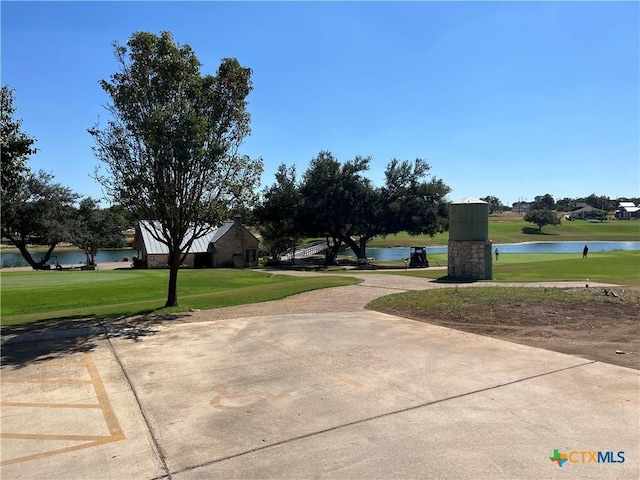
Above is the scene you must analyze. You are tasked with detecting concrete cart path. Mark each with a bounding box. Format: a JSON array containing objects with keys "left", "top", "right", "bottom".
[{"left": 3, "top": 311, "right": 637, "bottom": 479}]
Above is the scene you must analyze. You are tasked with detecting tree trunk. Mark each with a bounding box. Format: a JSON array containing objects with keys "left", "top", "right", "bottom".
[
  {"left": 326, "top": 235, "right": 342, "bottom": 256},
  {"left": 7, "top": 234, "right": 57, "bottom": 269},
  {"left": 357, "top": 237, "right": 369, "bottom": 264},
  {"left": 165, "top": 251, "right": 181, "bottom": 307},
  {"left": 343, "top": 235, "right": 370, "bottom": 264}
]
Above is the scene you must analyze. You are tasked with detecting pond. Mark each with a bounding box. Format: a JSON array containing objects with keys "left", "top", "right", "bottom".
[
  {"left": 2, "top": 241, "right": 639, "bottom": 267},
  {"left": 0, "top": 248, "right": 136, "bottom": 268},
  {"left": 345, "top": 241, "right": 640, "bottom": 262}
]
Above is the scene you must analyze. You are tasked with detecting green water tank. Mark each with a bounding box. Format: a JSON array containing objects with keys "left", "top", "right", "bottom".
[{"left": 449, "top": 197, "right": 489, "bottom": 241}]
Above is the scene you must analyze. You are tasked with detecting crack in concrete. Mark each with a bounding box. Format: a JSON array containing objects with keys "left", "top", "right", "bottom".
[{"left": 105, "top": 332, "right": 172, "bottom": 480}]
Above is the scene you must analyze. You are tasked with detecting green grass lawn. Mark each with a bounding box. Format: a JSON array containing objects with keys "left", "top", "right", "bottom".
[
  {"left": 367, "top": 250, "right": 640, "bottom": 286},
  {"left": 369, "top": 217, "right": 640, "bottom": 247},
  {"left": 0, "top": 269, "right": 360, "bottom": 326},
  {"left": 3, "top": 224, "right": 638, "bottom": 328}
]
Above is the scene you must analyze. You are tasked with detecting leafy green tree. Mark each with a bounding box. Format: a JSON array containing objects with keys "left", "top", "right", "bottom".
[
  {"left": 298, "top": 152, "right": 381, "bottom": 263},
  {"left": 1, "top": 171, "right": 79, "bottom": 269},
  {"left": 524, "top": 209, "right": 561, "bottom": 233},
  {"left": 70, "top": 198, "right": 128, "bottom": 266},
  {"left": 254, "top": 164, "right": 303, "bottom": 260},
  {"left": 1, "top": 85, "right": 37, "bottom": 202},
  {"left": 555, "top": 197, "right": 577, "bottom": 212},
  {"left": 297, "top": 152, "right": 450, "bottom": 263},
  {"left": 479, "top": 196, "right": 506, "bottom": 214},
  {"left": 90, "top": 31, "right": 263, "bottom": 307},
  {"left": 583, "top": 193, "right": 616, "bottom": 212},
  {"left": 531, "top": 194, "right": 556, "bottom": 210},
  {"left": 381, "top": 158, "right": 450, "bottom": 237}
]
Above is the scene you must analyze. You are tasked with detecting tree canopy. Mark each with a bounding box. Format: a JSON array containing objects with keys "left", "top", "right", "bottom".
[
  {"left": 256, "top": 151, "right": 450, "bottom": 262},
  {"left": 524, "top": 209, "right": 561, "bottom": 233},
  {"left": 1, "top": 85, "right": 37, "bottom": 202},
  {"left": 70, "top": 199, "right": 129, "bottom": 266},
  {"left": 480, "top": 195, "right": 506, "bottom": 214},
  {"left": 90, "top": 31, "right": 262, "bottom": 306},
  {"left": 254, "top": 164, "right": 303, "bottom": 260},
  {"left": 1, "top": 170, "right": 79, "bottom": 269},
  {"left": 531, "top": 193, "right": 556, "bottom": 211}
]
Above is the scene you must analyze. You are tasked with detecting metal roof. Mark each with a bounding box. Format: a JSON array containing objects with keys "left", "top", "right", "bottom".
[
  {"left": 451, "top": 196, "right": 487, "bottom": 204},
  {"left": 138, "top": 220, "right": 229, "bottom": 255}
]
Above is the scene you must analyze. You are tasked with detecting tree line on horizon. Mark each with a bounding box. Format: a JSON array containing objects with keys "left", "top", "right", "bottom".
[{"left": 480, "top": 194, "right": 639, "bottom": 215}]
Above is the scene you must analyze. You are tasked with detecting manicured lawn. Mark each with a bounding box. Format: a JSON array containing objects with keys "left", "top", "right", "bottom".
[
  {"left": 494, "top": 250, "right": 640, "bottom": 285},
  {"left": 0, "top": 269, "right": 360, "bottom": 326},
  {"left": 369, "top": 217, "right": 640, "bottom": 247},
  {"left": 362, "top": 250, "right": 640, "bottom": 286}
]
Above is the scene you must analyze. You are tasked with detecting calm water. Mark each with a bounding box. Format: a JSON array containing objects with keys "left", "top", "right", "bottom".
[
  {"left": 2, "top": 241, "right": 639, "bottom": 267},
  {"left": 346, "top": 241, "right": 640, "bottom": 262},
  {"left": 0, "top": 248, "right": 136, "bottom": 268}
]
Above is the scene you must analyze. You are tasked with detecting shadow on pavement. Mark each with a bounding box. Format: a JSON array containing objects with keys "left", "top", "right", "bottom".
[{"left": 1, "top": 313, "right": 189, "bottom": 368}]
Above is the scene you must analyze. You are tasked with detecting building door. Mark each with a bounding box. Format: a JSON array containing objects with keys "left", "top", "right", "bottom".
[{"left": 194, "top": 253, "right": 212, "bottom": 268}]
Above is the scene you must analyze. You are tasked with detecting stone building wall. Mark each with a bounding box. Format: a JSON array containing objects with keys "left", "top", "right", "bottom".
[
  {"left": 213, "top": 221, "right": 259, "bottom": 268},
  {"left": 145, "top": 253, "right": 196, "bottom": 269},
  {"left": 447, "top": 240, "right": 493, "bottom": 280}
]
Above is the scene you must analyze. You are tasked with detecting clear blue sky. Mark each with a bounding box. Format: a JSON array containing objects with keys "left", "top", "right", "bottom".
[{"left": 2, "top": 1, "right": 639, "bottom": 207}]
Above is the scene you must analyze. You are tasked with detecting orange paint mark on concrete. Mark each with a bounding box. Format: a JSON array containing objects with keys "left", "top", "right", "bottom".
[{"left": 0, "top": 353, "right": 125, "bottom": 466}]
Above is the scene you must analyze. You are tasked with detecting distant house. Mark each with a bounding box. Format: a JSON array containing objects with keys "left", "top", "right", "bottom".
[
  {"left": 615, "top": 202, "right": 640, "bottom": 220},
  {"left": 133, "top": 216, "right": 259, "bottom": 269},
  {"left": 511, "top": 201, "right": 531, "bottom": 213},
  {"left": 568, "top": 205, "right": 601, "bottom": 220}
]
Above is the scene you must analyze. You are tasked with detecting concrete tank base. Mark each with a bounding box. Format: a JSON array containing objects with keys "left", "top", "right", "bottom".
[{"left": 447, "top": 239, "right": 493, "bottom": 280}]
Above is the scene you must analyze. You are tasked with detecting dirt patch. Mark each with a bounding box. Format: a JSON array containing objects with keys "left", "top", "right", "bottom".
[{"left": 370, "top": 286, "right": 640, "bottom": 370}]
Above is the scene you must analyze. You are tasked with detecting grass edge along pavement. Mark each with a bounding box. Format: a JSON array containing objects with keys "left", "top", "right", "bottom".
[
  {"left": 366, "top": 285, "right": 640, "bottom": 370},
  {"left": 0, "top": 269, "right": 360, "bottom": 327}
]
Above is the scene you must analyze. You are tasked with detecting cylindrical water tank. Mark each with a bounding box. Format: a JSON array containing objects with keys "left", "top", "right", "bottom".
[{"left": 448, "top": 197, "right": 489, "bottom": 241}]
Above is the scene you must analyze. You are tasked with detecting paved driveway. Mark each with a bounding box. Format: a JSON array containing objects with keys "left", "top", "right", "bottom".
[{"left": 2, "top": 309, "right": 638, "bottom": 479}]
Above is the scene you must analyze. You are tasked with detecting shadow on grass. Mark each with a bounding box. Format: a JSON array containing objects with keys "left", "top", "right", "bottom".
[
  {"left": 1, "top": 310, "right": 191, "bottom": 368},
  {"left": 434, "top": 276, "right": 478, "bottom": 284},
  {"left": 521, "top": 227, "right": 559, "bottom": 235}
]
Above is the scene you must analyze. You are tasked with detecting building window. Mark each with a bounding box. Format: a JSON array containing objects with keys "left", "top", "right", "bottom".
[{"left": 246, "top": 249, "right": 257, "bottom": 262}]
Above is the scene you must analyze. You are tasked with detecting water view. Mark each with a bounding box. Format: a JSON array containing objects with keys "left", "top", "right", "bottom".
[
  {"left": 0, "top": 249, "right": 136, "bottom": 268},
  {"left": 2, "top": 241, "right": 639, "bottom": 267},
  {"left": 347, "top": 241, "right": 640, "bottom": 262}
]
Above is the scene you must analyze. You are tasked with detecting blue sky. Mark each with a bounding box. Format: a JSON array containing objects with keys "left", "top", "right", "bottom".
[{"left": 2, "top": 1, "right": 638, "bottom": 207}]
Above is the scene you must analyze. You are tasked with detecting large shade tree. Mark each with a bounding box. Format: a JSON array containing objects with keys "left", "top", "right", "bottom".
[
  {"left": 264, "top": 151, "right": 450, "bottom": 263},
  {"left": 1, "top": 86, "right": 80, "bottom": 269},
  {"left": 381, "top": 158, "right": 450, "bottom": 238},
  {"left": 299, "top": 152, "right": 381, "bottom": 263},
  {"left": 531, "top": 193, "right": 556, "bottom": 211},
  {"left": 1, "top": 171, "right": 79, "bottom": 269},
  {"left": 90, "top": 31, "right": 263, "bottom": 307},
  {"left": 524, "top": 209, "right": 561, "bottom": 233}
]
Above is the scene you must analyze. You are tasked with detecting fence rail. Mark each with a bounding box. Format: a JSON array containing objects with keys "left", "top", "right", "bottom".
[{"left": 279, "top": 241, "right": 329, "bottom": 262}]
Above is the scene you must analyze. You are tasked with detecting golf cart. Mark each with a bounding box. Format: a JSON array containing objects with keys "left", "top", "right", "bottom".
[{"left": 408, "top": 247, "right": 429, "bottom": 268}]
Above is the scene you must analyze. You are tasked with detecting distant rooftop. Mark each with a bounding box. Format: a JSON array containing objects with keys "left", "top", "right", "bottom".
[{"left": 451, "top": 196, "right": 487, "bottom": 204}]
